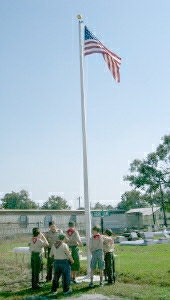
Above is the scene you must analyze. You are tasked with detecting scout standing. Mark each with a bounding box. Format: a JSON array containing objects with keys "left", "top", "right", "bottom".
[
  {"left": 89, "top": 225, "right": 113, "bottom": 287},
  {"left": 50, "top": 234, "right": 74, "bottom": 296},
  {"left": 29, "top": 227, "right": 49, "bottom": 289},
  {"left": 103, "top": 228, "right": 115, "bottom": 284},
  {"left": 45, "top": 221, "right": 63, "bottom": 281},
  {"left": 66, "top": 221, "right": 83, "bottom": 283}
]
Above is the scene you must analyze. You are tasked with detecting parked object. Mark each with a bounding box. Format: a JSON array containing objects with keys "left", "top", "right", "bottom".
[
  {"left": 129, "top": 232, "right": 139, "bottom": 241},
  {"left": 120, "top": 231, "right": 170, "bottom": 246},
  {"left": 80, "top": 236, "right": 86, "bottom": 246},
  {"left": 12, "top": 247, "right": 30, "bottom": 254},
  {"left": 114, "top": 236, "right": 127, "bottom": 243}
]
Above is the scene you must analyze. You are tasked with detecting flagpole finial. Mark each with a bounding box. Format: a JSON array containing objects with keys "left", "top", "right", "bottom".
[{"left": 77, "top": 14, "right": 82, "bottom": 20}]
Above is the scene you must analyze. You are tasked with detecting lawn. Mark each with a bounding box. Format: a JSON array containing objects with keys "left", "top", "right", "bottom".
[{"left": 0, "top": 237, "right": 170, "bottom": 299}]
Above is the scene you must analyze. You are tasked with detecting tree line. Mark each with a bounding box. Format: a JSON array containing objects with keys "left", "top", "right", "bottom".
[
  {"left": 1, "top": 135, "right": 170, "bottom": 213},
  {"left": 0, "top": 191, "right": 71, "bottom": 210},
  {"left": 0, "top": 190, "right": 114, "bottom": 210}
]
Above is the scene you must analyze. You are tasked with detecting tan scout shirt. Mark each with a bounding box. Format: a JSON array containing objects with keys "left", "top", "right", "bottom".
[
  {"left": 89, "top": 234, "right": 112, "bottom": 252},
  {"left": 103, "top": 237, "right": 114, "bottom": 253},
  {"left": 49, "top": 242, "right": 73, "bottom": 261},
  {"left": 66, "top": 229, "right": 82, "bottom": 247},
  {"left": 29, "top": 237, "right": 48, "bottom": 253},
  {"left": 45, "top": 229, "right": 63, "bottom": 248}
]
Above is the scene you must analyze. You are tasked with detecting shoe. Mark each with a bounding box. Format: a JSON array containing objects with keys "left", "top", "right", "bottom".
[
  {"left": 108, "top": 278, "right": 113, "bottom": 284},
  {"left": 99, "top": 282, "right": 104, "bottom": 287},
  {"left": 46, "top": 276, "right": 52, "bottom": 282},
  {"left": 32, "top": 284, "right": 42, "bottom": 289},
  {"left": 70, "top": 279, "right": 80, "bottom": 284},
  {"left": 48, "top": 291, "right": 57, "bottom": 295},
  {"left": 89, "top": 282, "right": 94, "bottom": 288},
  {"left": 63, "top": 289, "right": 72, "bottom": 295}
]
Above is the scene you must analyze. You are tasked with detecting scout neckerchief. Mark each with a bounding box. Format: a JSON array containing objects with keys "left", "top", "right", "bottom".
[
  {"left": 32, "top": 237, "right": 37, "bottom": 244},
  {"left": 93, "top": 234, "right": 101, "bottom": 240},
  {"left": 55, "top": 240, "right": 63, "bottom": 249},
  {"left": 67, "top": 228, "right": 75, "bottom": 236},
  {"left": 110, "top": 238, "right": 114, "bottom": 244}
]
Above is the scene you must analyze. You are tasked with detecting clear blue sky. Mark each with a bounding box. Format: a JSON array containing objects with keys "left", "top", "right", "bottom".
[{"left": 0, "top": 1, "right": 170, "bottom": 209}]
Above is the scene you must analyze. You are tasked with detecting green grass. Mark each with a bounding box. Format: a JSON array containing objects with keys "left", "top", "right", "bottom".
[
  {"left": 0, "top": 238, "right": 170, "bottom": 299},
  {"left": 115, "top": 244, "right": 170, "bottom": 287}
]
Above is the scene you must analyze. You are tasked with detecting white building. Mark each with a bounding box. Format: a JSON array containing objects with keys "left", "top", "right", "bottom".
[{"left": 126, "top": 207, "right": 168, "bottom": 229}]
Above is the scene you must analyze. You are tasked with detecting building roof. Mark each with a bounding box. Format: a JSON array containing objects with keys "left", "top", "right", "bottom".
[{"left": 126, "top": 207, "right": 160, "bottom": 216}]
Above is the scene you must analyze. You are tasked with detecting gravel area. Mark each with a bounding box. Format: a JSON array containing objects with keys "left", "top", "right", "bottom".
[
  {"left": 25, "top": 295, "right": 124, "bottom": 300},
  {"left": 68, "top": 294, "right": 124, "bottom": 300}
]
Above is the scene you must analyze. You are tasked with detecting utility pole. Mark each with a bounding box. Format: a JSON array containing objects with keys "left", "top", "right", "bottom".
[
  {"left": 159, "top": 181, "right": 167, "bottom": 227},
  {"left": 77, "top": 196, "right": 82, "bottom": 209},
  {"left": 101, "top": 208, "right": 104, "bottom": 234}
]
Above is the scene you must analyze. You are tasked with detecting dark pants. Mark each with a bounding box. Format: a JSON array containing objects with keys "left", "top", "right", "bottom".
[
  {"left": 51, "top": 259, "right": 71, "bottom": 293},
  {"left": 31, "top": 252, "right": 42, "bottom": 288},
  {"left": 104, "top": 252, "right": 115, "bottom": 283},
  {"left": 46, "top": 248, "right": 54, "bottom": 281}
]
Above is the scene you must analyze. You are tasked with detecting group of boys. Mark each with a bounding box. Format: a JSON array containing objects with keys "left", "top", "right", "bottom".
[
  {"left": 29, "top": 220, "right": 82, "bottom": 296},
  {"left": 29, "top": 221, "right": 115, "bottom": 296},
  {"left": 89, "top": 224, "right": 115, "bottom": 288}
]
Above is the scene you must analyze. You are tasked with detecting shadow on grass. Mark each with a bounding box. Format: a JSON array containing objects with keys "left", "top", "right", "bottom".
[
  {"left": 0, "top": 282, "right": 102, "bottom": 299},
  {"left": 0, "top": 283, "right": 50, "bottom": 299}
]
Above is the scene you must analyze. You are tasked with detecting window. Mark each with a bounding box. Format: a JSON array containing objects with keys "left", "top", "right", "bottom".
[
  {"left": 44, "top": 215, "right": 52, "bottom": 227},
  {"left": 70, "top": 215, "right": 77, "bottom": 223},
  {"left": 19, "top": 215, "right": 28, "bottom": 228}
]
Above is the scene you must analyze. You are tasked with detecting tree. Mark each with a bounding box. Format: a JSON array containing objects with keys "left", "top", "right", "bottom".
[
  {"left": 91, "top": 202, "right": 114, "bottom": 210},
  {"left": 117, "top": 190, "right": 150, "bottom": 212},
  {"left": 41, "top": 195, "right": 71, "bottom": 210},
  {"left": 123, "top": 134, "right": 170, "bottom": 225},
  {"left": 1, "top": 190, "right": 38, "bottom": 209},
  {"left": 164, "top": 190, "right": 170, "bottom": 212}
]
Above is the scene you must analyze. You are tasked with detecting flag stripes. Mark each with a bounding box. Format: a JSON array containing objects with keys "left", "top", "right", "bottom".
[{"left": 84, "top": 26, "right": 121, "bottom": 82}]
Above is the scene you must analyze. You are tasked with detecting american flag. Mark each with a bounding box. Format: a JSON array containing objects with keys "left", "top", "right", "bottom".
[{"left": 84, "top": 26, "right": 121, "bottom": 82}]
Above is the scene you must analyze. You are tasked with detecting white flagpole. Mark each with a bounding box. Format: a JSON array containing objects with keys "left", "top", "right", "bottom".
[{"left": 77, "top": 15, "right": 91, "bottom": 276}]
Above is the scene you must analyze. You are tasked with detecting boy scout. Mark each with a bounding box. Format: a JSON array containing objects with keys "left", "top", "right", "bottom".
[
  {"left": 89, "top": 225, "right": 113, "bottom": 287},
  {"left": 50, "top": 234, "right": 74, "bottom": 296},
  {"left": 103, "top": 228, "right": 115, "bottom": 284},
  {"left": 29, "top": 227, "right": 49, "bottom": 289},
  {"left": 66, "top": 221, "right": 83, "bottom": 283},
  {"left": 45, "top": 221, "right": 63, "bottom": 281}
]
